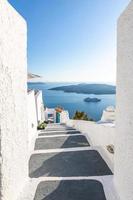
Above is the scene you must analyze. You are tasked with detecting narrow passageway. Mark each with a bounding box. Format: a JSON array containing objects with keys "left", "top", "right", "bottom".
[{"left": 30, "top": 124, "right": 113, "bottom": 200}]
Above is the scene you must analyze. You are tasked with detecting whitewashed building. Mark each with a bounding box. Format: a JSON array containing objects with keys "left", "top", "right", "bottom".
[
  {"left": 34, "top": 90, "right": 45, "bottom": 124},
  {"left": 1, "top": 1, "right": 133, "bottom": 200},
  {"left": 27, "top": 90, "right": 38, "bottom": 152},
  {"left": 44, "top": 108, "right": 56, "bottom": 123}
]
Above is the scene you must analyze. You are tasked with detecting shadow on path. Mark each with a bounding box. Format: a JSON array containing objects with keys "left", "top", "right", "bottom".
[
  {"left": 34, "top": 180, "right": 107, "bottom": 200},
  {"left": 38, "top": 130, "right": 81, "bottom": 136},
  {"left": 35, "top": 135, "right": 90, "bottom": 150},
  {"left": 29, "top": 150, "right": 113, "bottom": 178}
]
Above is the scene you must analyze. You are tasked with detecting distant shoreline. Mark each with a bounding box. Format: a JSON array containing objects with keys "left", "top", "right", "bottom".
[{"left": 49, "top": 83, "right": 116, "bottom": 95}]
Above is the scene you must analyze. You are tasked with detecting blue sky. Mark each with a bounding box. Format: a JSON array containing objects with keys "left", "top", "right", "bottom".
[{"left": 9, "top": 0, "right": 130, "bottom": 83}]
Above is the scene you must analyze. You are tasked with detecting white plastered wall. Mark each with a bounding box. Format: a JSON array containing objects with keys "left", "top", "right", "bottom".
[
  {"left": 67, "top": 120, "right": 115, "bottom": 146},
  {"left": 60, "top": 110, "right": 70, "bottom": 124},
  {"left": 35, "top": 91, "right": 45, "bottom": 124},
  {"left": 27, "top": 91, "right": 37, "bottom": 153},
  {"left": 66, "top": 119, "right": 115, "bottom": 170},
  {"left": 0, "top": 1, "right": 28, "bottom": 200},
  {"left": 115, "top": 1, "right": 133, "bottom": 200}
]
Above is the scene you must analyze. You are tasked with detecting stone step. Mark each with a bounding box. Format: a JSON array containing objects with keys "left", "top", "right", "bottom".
[
  {"left": 45, "top": 128, "right": 76, "bottom": 132},
  {"left": 29, "top": 150, "right": 112, "bottom": 178},
  {"left": 38, "top": 130, "right": 81, "bottom": 136},
  {"left": 34, "top": 180, "right": 106, "bottom": 200},
  {"left": 35, "top": 135, "right": 89, "bottom": 150}
]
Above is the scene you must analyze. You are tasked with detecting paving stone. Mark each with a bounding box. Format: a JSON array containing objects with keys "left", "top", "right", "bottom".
[
  {"left": 29, "top": 150, "right": 113, "bottom": 178},
  {"left": 38, "top": 130, "right": 81, "bottom": 136},
  {"left": 35, "top": 135, "right": 89, "bottom": 150},
  {"left": 45, "top": 128, "right": 76, "bottom": 132},
  {"left": 34, "top": 180, "right": 106, "bottom": 200}
]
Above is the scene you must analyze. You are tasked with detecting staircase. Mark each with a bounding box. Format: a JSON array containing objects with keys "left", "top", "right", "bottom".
[{"left": 27, "top": 124, "right": 118, "bottom": 200}]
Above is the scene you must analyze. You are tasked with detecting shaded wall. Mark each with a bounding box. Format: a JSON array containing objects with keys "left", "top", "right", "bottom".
[
  {"left": 115, "top": 1, "right": 133, "bottom": 200},
  {"left": 0, "top": 1, "right": 28, "bottom": 199}
]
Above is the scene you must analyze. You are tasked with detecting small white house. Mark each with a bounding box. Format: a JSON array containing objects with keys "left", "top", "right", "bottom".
[
  {"left": 44, "top": 108, "right": 56, "bottom": 123},
  {"left": 44, "top": 108, "right": 70, "bottom": 124}
]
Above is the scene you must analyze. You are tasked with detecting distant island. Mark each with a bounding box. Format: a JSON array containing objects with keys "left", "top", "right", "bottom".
[
  {"left": 49, "top": 84, "right": 116, "bottom": 95},
  {"left": 84, "top": 97, "right": 101, "bottom": 103}
]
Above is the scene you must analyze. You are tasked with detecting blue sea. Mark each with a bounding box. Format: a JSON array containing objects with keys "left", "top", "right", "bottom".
[{"left": 28, "top": 82, "right": 116, "bottom": 121}]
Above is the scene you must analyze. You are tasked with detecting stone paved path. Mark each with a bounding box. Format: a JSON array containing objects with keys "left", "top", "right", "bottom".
[{"left": 30, "top": 124, "right": 113, "bottom": 200}]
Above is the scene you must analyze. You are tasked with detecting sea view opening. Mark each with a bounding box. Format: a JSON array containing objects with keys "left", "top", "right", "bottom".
[{"left": 0, "top": 0, "right": 133, "bottom": 200}]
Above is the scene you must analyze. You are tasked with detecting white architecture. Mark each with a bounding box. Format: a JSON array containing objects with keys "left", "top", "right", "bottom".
[
  {"left": 0, "top": 1, "right": 28, "bottom": 199},
  {"left": 0, "top": 0, "right": 133, "bottom": 200},
  {"left": 44, "top": 108, "right": 56, "bottom": 123},
  {"left": 27, "top": 90, "right": 38, "bottom": 152},
  {"left": 100, "top": 106, "right": 115, "bottom": 123},
  {"left": 44, "top": 108, "right": 69, "bottom": 124},
  {"left": 66, "top": 119, "right": 115, "bottom": 171},
  {"left": 115, "top": 1, "right": 133, "bottom": 200},
  {"left": 34, "top": 90, "right": 45, "bottom": 124},
  {"left": 60, "top": 110, "right": 70, "bottom": 124}
]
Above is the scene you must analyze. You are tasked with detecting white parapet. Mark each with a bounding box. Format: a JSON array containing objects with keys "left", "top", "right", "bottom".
[
  {"left": 66, "top": 119, "right": 115, "bottom": 171},
  {"left": 115, "top": 1, "right": 133, "bottom": 200},
  {"left": 0, "top": 1, "right": 28, "bottom": 200},
  {"left": 67, "top": 120, "right": 115, "bottom": 147}
]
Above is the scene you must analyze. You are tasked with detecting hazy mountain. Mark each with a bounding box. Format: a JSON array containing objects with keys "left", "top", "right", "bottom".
[{"left": 49, "top": 83, "right": 116, "bottom": 95}]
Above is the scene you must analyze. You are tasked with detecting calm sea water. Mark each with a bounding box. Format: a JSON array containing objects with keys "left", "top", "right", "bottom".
[{"left": 28, "top": 82, "right": 116, "bottom": 121}]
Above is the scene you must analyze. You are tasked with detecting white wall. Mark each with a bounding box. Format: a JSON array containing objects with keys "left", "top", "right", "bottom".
[
  {"left": 67, "top": 120, "right": 115, "bottom": 146},
  {"left": 35, "top": 91, "right": 45, "bottom": 124},
  {"left": 0, "top": 1, "right": 28, "bottom": 200},
  {"left": 27, "top": 91, "right": 37, "bottom": 153},
  {"left": 44, "top": 108, "right": 56, "bottom": 123},
  {"left": 115, "top": 1, "right": 133, "bottom": 200},
  {"left": 60, "top": 110, "right": 69, "bottom": 124},
  {"left": 101, "top": 107, "right": 115, "bottom": 123},
  {"left": 66, "top": 119, "right": 115, "bottom": 170}
]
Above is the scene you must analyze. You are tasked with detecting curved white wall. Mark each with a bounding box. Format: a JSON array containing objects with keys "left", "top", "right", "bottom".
[{"left": 115, "top": 1, "right": 133, "bottom": 200}]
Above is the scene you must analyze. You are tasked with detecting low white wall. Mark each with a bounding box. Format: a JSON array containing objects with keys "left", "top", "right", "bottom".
[
  {"left": 27, "top": 91, "right": 37, "bottom": 153},
  {"left": 67, "top": 119, "right": 115, "bottom": 171},
  {"left": 67, "top": 120, "right": 115, "bottom": 146},
  {"left": 0, "top": 1, "right": 28, "bottom": 200}
]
